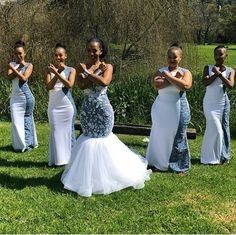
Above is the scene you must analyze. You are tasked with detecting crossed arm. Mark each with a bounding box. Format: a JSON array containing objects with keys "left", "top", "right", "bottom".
[
  {"left": 202, "top": 65, "right": 235, "bottom": 89},
  {"left": 152, "top": 69, "right": 192, "bottom": 91},
  {"left": 45, "top": 64, "right": 76, "bottom": 90},
  {"left": 77, "top": 63, "right": 113, "bottom": 90},
  {"left": 7, "top": 63, "right": 33, "bottom": 82}
]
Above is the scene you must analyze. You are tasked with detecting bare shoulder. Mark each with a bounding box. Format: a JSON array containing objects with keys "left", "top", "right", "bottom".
[
  {"left": 70, "top": 67, "right": 76, "bottom": 73},
  {"left": 105, "top": 63, "right": 113, "bottom": 69},
  {"left": 229, "top": 67, "right": 235, "bottom": 73},
  {"left": 26, "top": 63, "right": 33, "bottom": 68},
  {"left": 202, "top": 65, "right": 209, "bottom": 75},
  {"left": 183, "top": 69, "right": 192, "bottom": 76}
]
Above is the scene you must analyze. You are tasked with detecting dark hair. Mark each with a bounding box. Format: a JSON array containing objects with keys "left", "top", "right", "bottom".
[
  {"left": 14, "top": 40, "right": 25, "bottom": 48},
  {"left": 87, "top": 37, "right": 108, "bottom": 59},
  {"left": 169, "top": 42, "right": 182, "bottom": 50},
  {"left": 55, "top": 43, "right": 67, "bottom": 51},
  {"left": 214, "top": 45, "right": 227, "bottom": 52},
  {"left": 168, "top": 42, "right": 183, "bottom": 56}
]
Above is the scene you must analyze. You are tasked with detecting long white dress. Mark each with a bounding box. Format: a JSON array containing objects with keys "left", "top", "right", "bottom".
[
  {"left": 146, "top": 67, "right": 191, "bottom": 173},
  {"left": 10, "top": 62, "right": 38, "bottom": 152},
  {"left": 61, "top": 83, "right": 151, "bottom": 197},
  {"left": 201, "top": 65, "right": 232, "bottom": 164},
  {"left": 48, "top": 66, "right": 76, "bottom": 166}
]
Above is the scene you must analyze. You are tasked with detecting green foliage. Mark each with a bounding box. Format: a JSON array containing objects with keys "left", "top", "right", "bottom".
[
  {"left": 1, "top": 44, "right": 236, "bottom": 133},
  {"left": 0, "top": 122, "right": 235, "bottom": 233},
  {"left": 190, "top": 0, "right": 236, "bottom": 43},
  {"left": 218, "top": 4, "right": 236, "bottom": 43},
  {"left": 109, "top": 75, "right": 155, "bottom": 124}
]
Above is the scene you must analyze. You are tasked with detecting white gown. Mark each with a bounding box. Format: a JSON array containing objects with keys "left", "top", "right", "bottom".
[
  {"left": 61, "top": 84, "right": 151, "bottom": 197},
  {"left": 48, "top": 66, "right": 76, "bottom": 166},
  {"left": 146, "top": 67, "right": 191, "bottom": 173},
  {"left": 201, "top": 65, "right": 232, "bottom": 164},
  {"left": 10, "top": 62, "right": 38, "bottom": 152}
]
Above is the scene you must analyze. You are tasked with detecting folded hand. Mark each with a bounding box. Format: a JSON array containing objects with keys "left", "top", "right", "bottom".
[
  {"left": 99, "top": 62, "right": 107, "bottom": 72},
  {"left": 48, "top": 64, "right": 58, "bottom": 74}
]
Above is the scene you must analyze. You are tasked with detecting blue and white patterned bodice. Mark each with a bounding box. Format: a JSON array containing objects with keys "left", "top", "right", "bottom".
[
  {"left": 10, "top": 62, "right": 31, "bottom": 95},
  {"left": 80, "top": 85, "right": 114, "bottom": 138}
]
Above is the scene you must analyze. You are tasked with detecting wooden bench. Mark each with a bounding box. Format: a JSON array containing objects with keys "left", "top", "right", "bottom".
[{"left": 74, "top": 121, "right": 197, "bottom": 139}]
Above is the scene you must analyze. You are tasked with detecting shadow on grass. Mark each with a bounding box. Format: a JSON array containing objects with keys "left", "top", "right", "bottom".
[
  {"left": 230, "top": 132, "right": 236, "bottom": 140},
  {"left": 0, "top": 145, "right": 15, "bottom": 152},
  {"left": 0, "top": 171, "right": 76, "bottom": 196},
  {"left": 191, "top": 158, "right": 201, "bottom": 165},
  {"left": 0, "top": 171, "right": 150, "bottom": 199},
  {"left": 0, "top": 158, "right": 48, "bottom": 168},
  {"left": 127, "top": 143, "right": 148, "bottom": 148}
]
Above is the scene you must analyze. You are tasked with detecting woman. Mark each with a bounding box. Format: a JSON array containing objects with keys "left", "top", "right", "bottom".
[
  {"left": 45, "top": 43, "right": 77, "bottom": 166},
  {"left": 7, "top": 40, "right": 38, "bottom": 152},
  {"left": 200, "top": 45, "right": 235, "bottom": 164},
  {"left": 61, "top": 38, "right": 151, "bottom": 197},
  {"left": 146, "top": 44, "right": 192, "bottom": 174}
]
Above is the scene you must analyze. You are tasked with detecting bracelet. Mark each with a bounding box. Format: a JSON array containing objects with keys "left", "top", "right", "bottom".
[
  {"left": 82, "top": 71, "right": 89, "bottom": 77},
  {"left": 83, "top": 69, "right": 91, "bottom": 77},
  {"left": 81, "top": 69, "right": 90, "bottom": 78},
  {"left": 94, "top": 69, "right": 103, "bottom": 76},
  {"left": 82, "top": 71, "right": 89, "bottom": 78},
  {"left": 81, "top": 73, "right": 86, "bottom": 79}
]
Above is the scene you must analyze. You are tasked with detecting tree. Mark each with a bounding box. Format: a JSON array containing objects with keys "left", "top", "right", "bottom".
[
  {"left": 191, "top": 0, "right": 219, "bottom": 43},
  {"left": 217, "top": 3, "right": 236, "bottom": 42}
]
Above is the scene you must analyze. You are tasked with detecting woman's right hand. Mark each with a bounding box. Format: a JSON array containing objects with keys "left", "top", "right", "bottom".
[
  {"left": 212, "top": 66, "right": 221, "bottom": 75},
  {"left": 8, "top": 62, "right": 14, "bottom": 70},
  {"left": 58, "top": 62, "right": 66, "bottom": 70},
  {"left": 99, "top": 62, "right": 107, "bottom": 72},
  {"left": 48, "top": 64, "right": 58, "bottom": 74},
  {"left": 79, "top": 63, "right": 88, "bottom": 72}
]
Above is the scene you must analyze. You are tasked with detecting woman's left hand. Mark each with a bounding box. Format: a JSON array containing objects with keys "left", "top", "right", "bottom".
[
  {"left": 220, "top": 65, "right": 226, "bottom": 73},
  {"left": 99, "top": 62, "right": 107, "bottom": 72},
  {"left": 176, "top": 70, "right": 184, "bottom": 79}
]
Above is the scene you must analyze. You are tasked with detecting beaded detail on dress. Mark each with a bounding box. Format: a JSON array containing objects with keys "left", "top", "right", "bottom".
[{"left": 80, "top": 85, "right": 114, "bottom": 138}]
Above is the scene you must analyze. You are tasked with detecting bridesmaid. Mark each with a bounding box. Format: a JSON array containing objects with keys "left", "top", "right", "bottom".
[
  {"left": 7, "top": 40, "right": 38, "bottom": 152},
  {"left": 45, "top": 43, "right": 77, "bottom": 166},
  {"left": 200, "top": 45, "right": 235, "bottom": 164},
  {"left": 146, "top": 43, "right": 192, "bottom": 174},
  {"left": 61, "top": 38, "right": 151, "bottom": 197}
]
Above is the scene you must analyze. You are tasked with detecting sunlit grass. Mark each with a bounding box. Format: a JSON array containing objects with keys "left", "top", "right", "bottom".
[
  {"left": 196, "top": 44, "right": 236, "bottom": 72},
  {"left": 0, "top": 121, "right": 235, "bottom": 233}
]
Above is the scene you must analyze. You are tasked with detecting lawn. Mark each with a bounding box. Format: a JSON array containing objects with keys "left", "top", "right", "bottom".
[
  {"left": 0, "top": 122, "right": 235, "bottom": 233},
  {"left": 196, "top": 44, "right": 236, "bottom": 73}
]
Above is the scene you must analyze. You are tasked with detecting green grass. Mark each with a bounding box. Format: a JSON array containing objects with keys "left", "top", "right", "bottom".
[
  {"left": 0, "top": 121, "right": 235, "bottom": 233},
  {"left": 197, "top": 44, "right": 236, "bottom": 73}
]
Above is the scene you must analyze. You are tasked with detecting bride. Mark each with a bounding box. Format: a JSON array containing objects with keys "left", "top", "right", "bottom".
[{"left": 61, "top": 37, "right": 151, "bottom": 197}]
